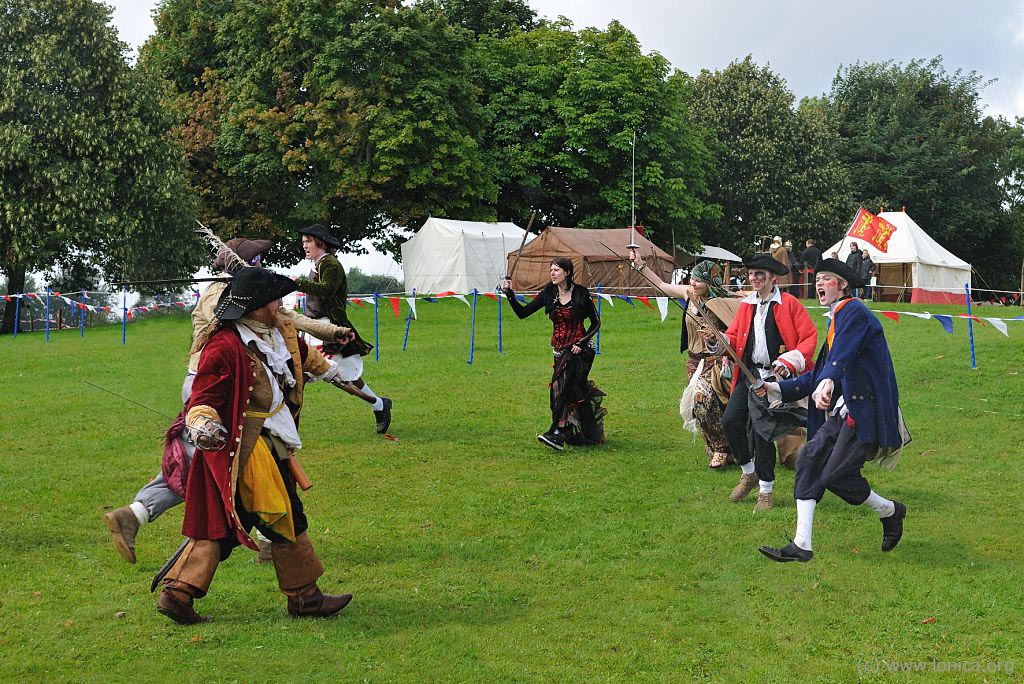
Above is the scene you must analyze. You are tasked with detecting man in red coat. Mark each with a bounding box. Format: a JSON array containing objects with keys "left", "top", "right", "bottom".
[
  {"left": 723, "top": 254, "right": 818, "bottom": 511},
  {"left": 155, "top": 267, "right": 352, "bottom": 625}
]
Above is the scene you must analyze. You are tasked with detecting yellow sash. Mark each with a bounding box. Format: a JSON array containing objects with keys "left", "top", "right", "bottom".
[{"left": 238, "top": 437, "right": 295, "bottom": 542}]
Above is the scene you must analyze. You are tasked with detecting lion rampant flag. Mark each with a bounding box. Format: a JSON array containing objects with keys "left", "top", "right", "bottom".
[{"left": 846, "top": 207, "right": 898, "bottom": 252}]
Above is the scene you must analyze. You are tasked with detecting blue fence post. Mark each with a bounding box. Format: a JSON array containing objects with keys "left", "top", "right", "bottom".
[
  {"left": 402, "top": 289, "right": 415, "bottom": 351},
  {"left": 468, "top": 288, "right": 478, "bottom": 365},
  {"left": 965, "top": 283, "right": 977, "bottom": 369},
  {"left": 45, "top": 287, "right": 51, "bottom": 342},
  {"left": 121, "top": 285, "right": 127, "bottom": 345},
  {"left": 13, "top": 294, "right": 20, "bottom": 337},
  {"left": 373, "top": 293, "right": 380, "bottom": 363},
  {"left": 497, "top": 286, "right": 503, "bottom": 353},
  {"left": 595, "top": 282, "right": 602, "bottom": 355},
  {"left": 80, "top": 290, "right": 86, "bottom": 337}
]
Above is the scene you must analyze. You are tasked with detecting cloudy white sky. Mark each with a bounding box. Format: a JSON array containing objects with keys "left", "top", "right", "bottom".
[{"left": 105, "top": 0, "right": 1024, "bottom": 274}]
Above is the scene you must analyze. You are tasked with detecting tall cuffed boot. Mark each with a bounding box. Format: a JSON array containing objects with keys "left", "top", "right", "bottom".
[
  {"left": 157, "top": 539, "right": 220, "bottom": 625},
  {"left": 271, "top": 532, "right": 352, "bottom": 618}
]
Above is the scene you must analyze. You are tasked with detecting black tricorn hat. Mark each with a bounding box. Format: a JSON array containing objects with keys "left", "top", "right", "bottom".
[
  {"left": 814, "top": 258, "right": 864, "bottom": 290},
  {"left": 214, "top": 267, "right": 297, "bottom": 321},
  {"left": 743, "top": 253, "right": 790, "bottom": 276},
  {"left": 297, "top": 224, "right": 342, "bottom": 249}
]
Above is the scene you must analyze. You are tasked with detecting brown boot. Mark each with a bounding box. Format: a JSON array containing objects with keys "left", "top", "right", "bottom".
[
  {"left": 272, "top": 532, "right": 351, "bottom": 618},
  {"left": 287, "top": 587, "right": 353, "bottom": 618},
  {"left": 157, "top": 539, "right": 220, "bottom": 625},
  {"left": 753, "top": 491, "right": 774, "bottom": 512},
  {"left": 102, "top": 506, "right": 140, "bottom": 564},
  {"left": 730, "top": 473, "right": 758, "bottom": 502}
]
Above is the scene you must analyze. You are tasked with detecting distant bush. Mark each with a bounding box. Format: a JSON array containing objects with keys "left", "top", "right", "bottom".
[{"left": 347, "top": 266, "right": 403, "bottom": 295}]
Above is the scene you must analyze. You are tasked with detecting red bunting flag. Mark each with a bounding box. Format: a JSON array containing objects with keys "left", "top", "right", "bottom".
[
  {"left": 388, "top": 296, "right": 400, "bottom": 318},
  {"left": 352, "top": 298, "right": 366, "bottom": 308},
  {"left": 637, "top": 296, "right": 655, "bottom": 311},
  {"left": 846, "top": 207, "right": 898, "bottom": 252},
  {"left": 3, "top": 295, "right": 10, "bottom": 302},
  {"left": 437, "top": 290, "right": 456, "bottom": 297},
  {"left": 484, "top": 293, "right": 497, "bottom": 301},
  {"left": 881, "top": 311, "right": 900, "bottom": 322}
]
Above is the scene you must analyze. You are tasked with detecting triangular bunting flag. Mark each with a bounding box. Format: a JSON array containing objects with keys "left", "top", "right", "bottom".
[
  {"left": 655, "top": 297, "right": 669, "bottom": 322},
  {"left": 484, "top": 292, "right": 497, "bottom": 301},
  {"left": 405, "top": 297, "right": 417, "bottom": 319},
  {"left": 389, "top": 296, "right": 400, "bottom": 318},
  {"left": 516, "top": 294, "right": 528, "bottom": 303},
  {"left": 932, "top": 315, "right": 953, "bottom": 334},
  {"left": 637, "top": 296, "right": 655, "bottom": 311},
  {"left": 453, "top": 294, "right": 470, "bottom": 307},
  {"left": 615, "top": 295, "right": 634, "bottom": 306},
  {"left": 881, "top": 311, "right": 900, "bottom": 322},
  {"left": 984, "top": 317, "right": 1009, "bottom": 336},
  {"left": 597, "top": 293, "right": 614, "bottom": 306}
]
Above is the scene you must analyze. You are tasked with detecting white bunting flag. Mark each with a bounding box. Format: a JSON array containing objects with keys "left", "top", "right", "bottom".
[
  {"left": 984, "top": 317, "right": 1008, "bottom": 336},
  {"left": 453, "top": 294, "right": 470, "bottom": 307},
  {"left": 406, "top": 297, "right": 418, "bottom": 320},
  {"left": 597, "top": 293, "right": 614, "bottom": 306},
  {"left": 655, "top": 297, "right": 669, "bottom": 322}
]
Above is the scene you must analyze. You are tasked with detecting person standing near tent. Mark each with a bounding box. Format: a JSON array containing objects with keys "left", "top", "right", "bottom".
[
  {"left": 769, "top": 237, "right": 792, "bottom": 290},
  {"left": 722, "top": 254, "right": 818, "bottom": 511},
  {"left": 859, "top": 249, "right": 875, "bottom": 300},
  {"left": 801, "top": 240, "right": 823, "bottom": 298},
  {"left": 845, "top": 242, "right": 862, "bottom": 297},
  {"left": 295, "top": 224, "right": 392, "bottom": 434},
  {"left": 500, "top": 258, "right": 605, "bottom": 451},
  {"left": 629, "top": 253, "right": 740, "bottom": 468},
  {"left": 757, "top": 258, "right": 906, "bottom": 562}
]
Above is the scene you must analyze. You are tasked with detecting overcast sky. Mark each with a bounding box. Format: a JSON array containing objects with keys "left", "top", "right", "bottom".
[{"left": 104, "top": 0, "right": 1024, "bottom": 273}]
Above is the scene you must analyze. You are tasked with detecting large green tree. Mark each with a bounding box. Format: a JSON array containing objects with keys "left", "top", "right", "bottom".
[
  {"left": 143, "top": 0, "right": 497, "bottom": 264},
  {"left": 686, "top": 56, "right": 852, "bottom": 256},
  {"left": 474, "top": 20, "right": 718, "bottom": 250},
  {"left": 828, "top": 58, "right": 1022, "bottom": 288},
  {"left": 0, "top": 0, "right": 198, "bottom": 333}
]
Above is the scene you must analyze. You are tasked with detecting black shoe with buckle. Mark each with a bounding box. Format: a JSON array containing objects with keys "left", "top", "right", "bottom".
[
  {"left": 537, "top": 429, "right": 565, "bottom": 451},
  {"left": 758, "top": 541, "right": 813, "bottom": 563},
  {"left": 881, "top": 501, "right": 906, "bottom": 552},
  {"left": 374, "top": 397, "right": 392, "bottom": 434}
]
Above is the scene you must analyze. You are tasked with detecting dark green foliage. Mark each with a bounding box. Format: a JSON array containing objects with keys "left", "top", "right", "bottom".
[
  {"left": 345, "top": 265, "right": 403, "bottom": 295},
  {"left": 687, "top": 56, "right": 853, "bottom": 256},
  {"left": 827, "top": 58, "right": 1024, "bottom": 288},
  {"left": 0, "top": 0, "right": 200, "bottom": 333}
]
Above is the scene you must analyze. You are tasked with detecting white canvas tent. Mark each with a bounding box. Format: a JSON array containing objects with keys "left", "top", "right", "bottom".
[
  {"left": 401, "top": 218, "right": 533, "bottom": 294},
  {"left": 825, "top": 211, "right": 971, "bottom": 304}
]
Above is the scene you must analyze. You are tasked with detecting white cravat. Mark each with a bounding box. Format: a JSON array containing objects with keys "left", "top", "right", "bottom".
[{"left": 236, "top": 323, "right": 303, "bottom": 449}]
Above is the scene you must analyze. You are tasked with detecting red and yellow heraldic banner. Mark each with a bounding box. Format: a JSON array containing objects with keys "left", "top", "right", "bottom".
[{"left": 847, "top": 207, "right": 898, "bottom": 252}]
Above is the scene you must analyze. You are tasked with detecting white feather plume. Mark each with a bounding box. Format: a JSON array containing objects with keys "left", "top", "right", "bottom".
[{"left": 194, "top": 220, "right": 250, "bottom": 273}]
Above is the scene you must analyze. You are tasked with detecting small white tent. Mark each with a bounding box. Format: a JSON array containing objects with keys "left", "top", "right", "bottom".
[
  {"left": 825, "top": 211, "right": 971, "bottom": 304},
  {"left": 401, "top": 218, "right": 532, "bottom": 294}
]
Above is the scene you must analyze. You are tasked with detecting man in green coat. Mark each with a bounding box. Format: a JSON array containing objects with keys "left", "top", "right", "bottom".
[{"left": 295, "top": 224, "right": 392, "bottom": 433}]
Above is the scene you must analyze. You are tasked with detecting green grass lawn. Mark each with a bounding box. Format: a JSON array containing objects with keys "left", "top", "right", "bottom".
[{"left": 1, "top": 297, "right": 1021, "bottom": 682}]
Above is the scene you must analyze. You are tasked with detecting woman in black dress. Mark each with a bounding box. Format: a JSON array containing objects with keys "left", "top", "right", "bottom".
[{"left": 501, "top": 258, "right": 606, "bottom": 450}]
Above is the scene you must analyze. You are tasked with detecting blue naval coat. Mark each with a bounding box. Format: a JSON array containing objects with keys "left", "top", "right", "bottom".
[{"left": 778, "top": 297, "right": 902, "bottom": 448}]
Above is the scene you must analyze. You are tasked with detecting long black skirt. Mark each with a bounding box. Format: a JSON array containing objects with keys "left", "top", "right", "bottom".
[{"left": 550, "top": 346, "right": 606, "bottom": 445}]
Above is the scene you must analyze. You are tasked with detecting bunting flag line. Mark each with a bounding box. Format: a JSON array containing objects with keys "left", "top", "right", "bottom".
[
  {"left": 597, "top": 292, "right": 614, "bottom": 306},
  {"left": 405, "top": 297, "right": 417, "bottom": 320}
]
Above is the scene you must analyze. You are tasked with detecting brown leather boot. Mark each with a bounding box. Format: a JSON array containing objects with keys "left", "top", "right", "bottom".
[
  {"left": 102, "top": 506, "right": 140, "bottom": 564},
  {"left": 272, "top": 532, "right": 351, "bottom": 618},
  {"left": 753, "top": 491, "right": 774, "bottom": 512},
  {"left": 730, "top": 473, "right": 758, "bottom": 502},
  {"left": 157, "top": 539, "right": 220, "bottom": 625}
]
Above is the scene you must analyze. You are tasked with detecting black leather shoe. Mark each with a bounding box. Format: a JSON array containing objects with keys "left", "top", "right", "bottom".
[
  {"left": 759, "top": 542, "right": 813, "bottom": 563},
  {"left": 374, "top": 397, "right": 392, "bottom": 434},
  {"left": 537, "top": 429, "right": 565, "bottom": 451},
  {"left": 881, "top": 501, "right": 906, "bottom": 552},
  {"left": 287, "top": 590, "right": 353, "bottom": 618}
]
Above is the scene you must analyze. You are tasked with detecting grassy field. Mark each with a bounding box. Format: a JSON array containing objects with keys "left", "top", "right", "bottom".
[{"left": 0, "top": 296, "right": 1021, "bottom": 683}]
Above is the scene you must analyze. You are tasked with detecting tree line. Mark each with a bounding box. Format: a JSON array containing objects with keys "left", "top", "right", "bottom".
[{"left": 3, "top": 0, "right": 1023, "bottom": 332}]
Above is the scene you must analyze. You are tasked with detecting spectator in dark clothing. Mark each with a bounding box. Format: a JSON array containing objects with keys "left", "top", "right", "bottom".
[
  {"left": 801, "top": 239, "right": 822, "bottom": 297},
  {"left": 846, "top": 242, "right": 862, "bottom": 296},
  {"left": 859, "top": 249, "right": 875, "bottom": 299}
]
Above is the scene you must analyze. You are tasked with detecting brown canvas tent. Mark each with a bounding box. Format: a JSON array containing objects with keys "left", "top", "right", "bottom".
[{"left": 507, "top": 227, "right": 675, "bottom": 295}]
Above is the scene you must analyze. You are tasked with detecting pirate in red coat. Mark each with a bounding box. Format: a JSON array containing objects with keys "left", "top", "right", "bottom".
[
  {"left": 722, "top": 254, "right": 817, "bottom": 511},
  {"left": 155, "top": 267, "right": 352, "bottom": 625}
]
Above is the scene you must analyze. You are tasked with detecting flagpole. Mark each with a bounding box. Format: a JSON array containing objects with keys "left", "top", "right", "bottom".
[
  {"left": 13, "top": 293, "right": 20, "bottom": 337},
  {"left": 403, "top": 289, "right": 415, "bottom": 351},
  {"left": 45, "top": 286, "right": 51, "bottom": 342},
  {"left": 596, "top": 283, "right": 603, "bottom": 355},
  {"left": 373, "top": 293, "right": 380, "bottom": 363},
  {"left": 468, "top": 288, "right": 478, "bottom": 365},
  {"left": 80, "top": 290, "right": 86, "bottom": 337}
]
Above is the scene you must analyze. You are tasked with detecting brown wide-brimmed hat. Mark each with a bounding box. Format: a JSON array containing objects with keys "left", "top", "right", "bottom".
[
  {"left": 214, "top": 267, "right": 297, "bottom": 321},
  {"left": 212, "top": 238, "right": 272, "bottom": 274}
]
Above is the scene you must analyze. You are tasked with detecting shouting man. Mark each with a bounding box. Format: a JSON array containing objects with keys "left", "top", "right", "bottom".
[{"left": 758, "top": 258, "right": 906, "bottom": 562}]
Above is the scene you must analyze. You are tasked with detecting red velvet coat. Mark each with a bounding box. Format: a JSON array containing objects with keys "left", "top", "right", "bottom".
[
  {"left": 724, "top": 292, "right": 818, "bottom": 392},
  {"left": 181, "top": 326, "right": 308, "bottom": 549}
]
